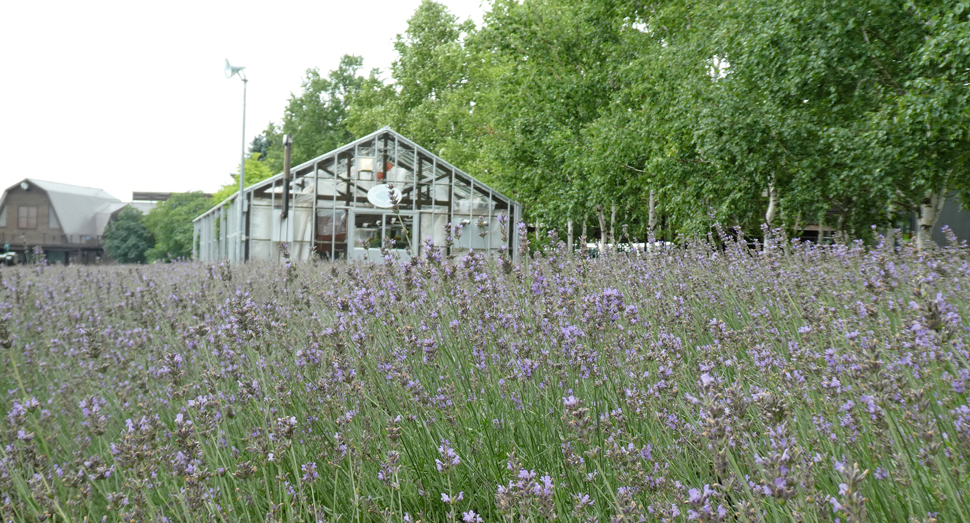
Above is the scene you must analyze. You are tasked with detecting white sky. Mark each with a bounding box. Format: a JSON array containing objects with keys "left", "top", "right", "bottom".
[{"left": 0, "top": 0, "right": 487, "bottom": 202}]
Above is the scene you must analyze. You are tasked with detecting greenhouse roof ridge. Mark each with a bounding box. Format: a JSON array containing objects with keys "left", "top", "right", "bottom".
[{"left": 196, "top": 127, "right": 515, "bottom": 222}]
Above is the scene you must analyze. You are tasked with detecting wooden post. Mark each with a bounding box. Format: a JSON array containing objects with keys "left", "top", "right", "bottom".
[
  {"left": 381, "top": 133, "right": 389, "bottom": 181},
  {"left": 345, "top": 152, "right": 353, "bottom": 206},
  {"left": 918, "top": 187, "right": 947, "bottom": 252}
]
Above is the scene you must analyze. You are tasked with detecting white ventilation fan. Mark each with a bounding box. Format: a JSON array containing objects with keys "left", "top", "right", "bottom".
[{"left": 367, "top": 185, "right": 402, "bottom": 209}]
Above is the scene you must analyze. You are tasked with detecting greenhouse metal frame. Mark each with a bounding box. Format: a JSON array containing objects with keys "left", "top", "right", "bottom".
[{"left": 193, "top": 127, "right": 522, "bottom": 263}]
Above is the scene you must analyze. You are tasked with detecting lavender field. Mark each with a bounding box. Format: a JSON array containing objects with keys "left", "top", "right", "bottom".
[{"left": 2, "top": 229, "right": 969, "bottom": 523}]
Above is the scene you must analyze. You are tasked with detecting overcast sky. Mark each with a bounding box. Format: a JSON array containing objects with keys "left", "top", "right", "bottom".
[{"left": 0, "top": 0, "right": 487, "bottom": 202}]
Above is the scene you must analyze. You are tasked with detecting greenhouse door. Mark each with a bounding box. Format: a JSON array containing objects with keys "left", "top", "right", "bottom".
[{"left": 349, "top": 211, "right": 415, "bottom": 262}]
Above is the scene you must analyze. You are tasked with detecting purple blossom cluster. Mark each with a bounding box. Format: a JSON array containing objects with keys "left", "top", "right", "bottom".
[{"left": 0, "top": 227, "right": 968, "bottom": 522}]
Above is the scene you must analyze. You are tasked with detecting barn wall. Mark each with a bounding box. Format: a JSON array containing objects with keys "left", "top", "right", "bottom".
[{"left": 0, "top": 186, "right": 61, "bottom": 246}]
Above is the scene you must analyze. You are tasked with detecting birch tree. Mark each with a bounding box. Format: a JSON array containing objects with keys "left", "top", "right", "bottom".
[{"left": 621, "top": 0, "right": 970, "bottom": 241}]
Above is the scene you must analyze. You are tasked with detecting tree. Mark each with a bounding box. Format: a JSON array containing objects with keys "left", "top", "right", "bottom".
[
  {"left": 253, "top": 0, "right": 970, "bottom": 246},
  {"left": 745, "top": 1, "right": 967, "bottom": 244},
  {"left": 575, "top": 0, "right": 970, "bottom": 244},
  {"left": 143, "top": 192, "right": 212, "bottom": 262},
  {"left": 473, "top": 0, "right": 626, "bottom": 233},
  {"left": 249, "top": 134, "right": 270, "bottom": 161},
  {"left": 586, "top": 0, "right": 798, "bottom": 237},
  {"left": 103, "top": 206, "right": 154, "bottom": 264},
  {"left": 259, "top": 55, "right": 368, "bottom": 174},
  {"left": 347, "top": 1, "right": 487, "bottom": 173},
  {"left": 209, "top": 152, "right": 275, "bottom": 206}
]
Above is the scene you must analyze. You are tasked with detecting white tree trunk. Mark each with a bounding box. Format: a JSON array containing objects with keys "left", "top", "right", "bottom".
[
  {"left": 567, "top": 219, "right": 574, "bottom": 252},
  {"left": 610, "top": 203, "right": 617, "bottom": 246},
  {"left": 765, "top": 174, "right": 779, "bottom": 227},
  {"left": 917, "top": 188, "right": 947, "bottom": 252},
  {"left": 648, "top": 189, "right": 657, "bottom": 238},
  {"left": 596, "top": 205, "right": 607, "bottom": 253},
  {"left": 817, "top": 212, "right": 826, "bottom": 245}
]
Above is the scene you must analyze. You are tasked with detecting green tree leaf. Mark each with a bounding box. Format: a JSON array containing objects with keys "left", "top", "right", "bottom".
[
  {"left": 260, "top": 55, "right": 368, "bottom": 173},
  {"left": 102, "top": 206, "right": 154, "bottom": 264},
  {"left": 210, "top": 153, "right": 275, "bottom": 206},
  {"left": 143, "top": 192, "right": 212, "bottom": 262}
]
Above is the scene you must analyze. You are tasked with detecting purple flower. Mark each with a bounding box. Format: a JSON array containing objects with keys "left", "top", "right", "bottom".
[
  {"left": 699, "top": 373, "right": 715, "bottom": 388},
  {"left": 688, "top": 488, "right": 702, "bottom": 503},
  {"left": 435, "top": 439, "right": 461, "bottom": 474},
  {"left": 301, "top": 461, "right": 319, "bottom": 483},
  {"left": 441, "top": 492, "right": 463, "bottom": 504}
]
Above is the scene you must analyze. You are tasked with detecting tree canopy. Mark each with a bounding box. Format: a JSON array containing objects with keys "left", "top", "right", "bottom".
[
  {"left": 247, "top": 0, "right": 969, "bottom": 245},
  {"left": 254, "top": 55, "right": 369, "bottom": 174},
  {"left": 209, "top": 153, "right": 275, "bottom": 206},
  {"left": 103, "top": 206, "right": 154, "bottom": 264},
  {"left": 144, "top": 192, "right": 212, "bottom": 262}
]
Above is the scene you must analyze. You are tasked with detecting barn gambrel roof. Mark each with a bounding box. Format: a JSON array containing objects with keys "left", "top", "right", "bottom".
[{"left": 0, "top": 179, "right": 124, "bottom": 237}]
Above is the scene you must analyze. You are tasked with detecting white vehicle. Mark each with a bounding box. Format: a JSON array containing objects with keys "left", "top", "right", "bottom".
[{"left": 1, "top": 251, "right": 16, "bottom": 266}]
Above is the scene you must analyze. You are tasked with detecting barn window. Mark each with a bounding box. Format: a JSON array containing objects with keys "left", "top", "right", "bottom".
[
  {"left": 18, "top": 206, "right": 37, "bottom": 229},
  {"left": 0, "top": 206, "right": 6, "bottom": 227}
]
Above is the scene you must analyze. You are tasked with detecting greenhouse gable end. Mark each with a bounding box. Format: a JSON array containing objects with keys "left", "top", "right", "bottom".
[{"left": 193, "top": 127, "right": 522, "bottom": 262}]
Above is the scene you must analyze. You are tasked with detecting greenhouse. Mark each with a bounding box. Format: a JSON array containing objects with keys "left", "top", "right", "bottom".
[{"left": 193, "top": 127, "right": 522, "bottom": 263}]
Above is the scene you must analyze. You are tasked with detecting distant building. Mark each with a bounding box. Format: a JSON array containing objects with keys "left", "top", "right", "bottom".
[
  {"left": 931, "top": 194, "right": 970, "bottom": 246},
  {"left": 129, "top": 192, "right": 171, "bottom": 215},
  {"left": 128, "top": 192, "right": 211, "bottom": 216},
  {"left": 0, "top": 179, "right": 179, "bottom": 265},
  {"left": 796, "top": 197, "right": 969, "bottom": 246},
  {"left": 0, "top": 179, "right": 131, "bottom": 264}
]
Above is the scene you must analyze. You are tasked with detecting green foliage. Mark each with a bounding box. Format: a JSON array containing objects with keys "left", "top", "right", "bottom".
[
  {"left": 476, "top": 0, "right": 626, "bottom": 224},
  {"left": 102, "top": 206, "right": 154, "bottom": 264},
  {"left": 143, "top": 192, "right": 212, "bottom": 262},
  {"left": 257, "top": 0, "right": 970, "bottom": 242},
  {"left": 582, "top": 0, "right": 970, "bottom": 237},
  {"left": 347, "top": 0, "right": 491, "bottom": 178},
  {"left": 258, "top": 55, "right": 368, "bottom": 174},
  {"left": 209, "top": 153, "right": 275, "bottom": 206},
  {"left": 248, "top": 133, "right": 270, "bottom": 160}
]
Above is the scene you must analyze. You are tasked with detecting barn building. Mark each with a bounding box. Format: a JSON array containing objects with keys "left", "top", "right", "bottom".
[
  {"left": 193, "top": 127, "right": 522, "bottom": 263},
  {"left": 0, "top": 179, "right": 129, "bottom": 264}
]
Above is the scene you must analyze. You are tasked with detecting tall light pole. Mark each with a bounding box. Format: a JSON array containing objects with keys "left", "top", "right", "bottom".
[{"left": 225, "top": 59, "right": 247, "bottom": 262}]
